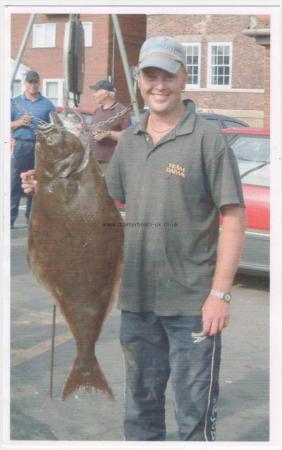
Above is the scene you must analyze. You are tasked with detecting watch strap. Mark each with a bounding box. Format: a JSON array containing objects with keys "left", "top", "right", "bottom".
[{"left": 210, "top": 289, "right": 232, "bottom": 303}]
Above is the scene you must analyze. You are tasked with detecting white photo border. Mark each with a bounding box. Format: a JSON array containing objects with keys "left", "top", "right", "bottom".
[{"left": 1, "top": 1, "right": 281, "bottom": 450}]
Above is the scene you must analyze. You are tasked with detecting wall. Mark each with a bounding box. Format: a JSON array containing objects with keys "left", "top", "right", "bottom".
[
  {"left": 147, "top": 14, "right": 269, "bottom": 127},
  {"left": 11, "top": 14, "right": 146, "bottom": 111}
]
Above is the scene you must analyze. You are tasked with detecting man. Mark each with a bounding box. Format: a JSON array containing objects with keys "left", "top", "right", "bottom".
[
  {"left": 89, "top": 79, "right": 131, "bottom": 172},
  {"left": 11, "top": 70, "right": 55, "bottom": 228},
  {"left": 22, "top": 36, "right": 245, "bottom": 441},
  {"left": 105, "top": 36, "right": 246, "bottom": 441}
]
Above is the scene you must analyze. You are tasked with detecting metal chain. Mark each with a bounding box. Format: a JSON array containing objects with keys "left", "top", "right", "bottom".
[
  {"left": 87, "top": 104, "right": 132, "bottom": 132},
  {"left": 11, "top": 98, "right": 133, "bottom": 133},
  {"left": 11, "top": 99, "right": 50, "bottom": 129}
]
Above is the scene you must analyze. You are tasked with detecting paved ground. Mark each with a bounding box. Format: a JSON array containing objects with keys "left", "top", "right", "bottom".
[{"left": 9, "top": 202, "right": 270, "bottom": 443}]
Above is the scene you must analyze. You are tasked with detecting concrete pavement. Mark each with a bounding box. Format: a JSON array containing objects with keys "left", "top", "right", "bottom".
[{"left": 10, "top": 202, "right": 269, "bottom": 442}]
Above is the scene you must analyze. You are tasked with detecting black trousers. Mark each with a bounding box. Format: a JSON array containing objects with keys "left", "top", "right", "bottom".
[
  {"left": 10, "top": 140, "right": 35, "bottom": 226},
  {"left": 120, "top": 311, "right": 221, "bottom": 441}
]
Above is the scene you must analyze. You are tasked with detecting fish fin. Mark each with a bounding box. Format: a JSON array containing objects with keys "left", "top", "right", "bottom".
[
  {"left": 106, "top": 260, "right": 123, "bottom": 315},
  {"left": 62, "top": 357, "right": 114, "bottom": 401}
]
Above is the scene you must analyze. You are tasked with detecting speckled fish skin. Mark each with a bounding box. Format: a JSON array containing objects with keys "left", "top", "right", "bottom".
[{"left": 28, "top": 113, "right": 124, "bottom": 400}]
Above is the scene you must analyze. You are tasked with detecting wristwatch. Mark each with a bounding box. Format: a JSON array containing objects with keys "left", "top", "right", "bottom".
[{"left": 210, "top": 289, "right": 232, "bottom": 303}]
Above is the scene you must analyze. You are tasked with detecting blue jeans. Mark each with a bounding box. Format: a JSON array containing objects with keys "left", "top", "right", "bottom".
[
  {"left": 120, "top": 311, "right": 221, "bottom": 441},
  {"left": 10, "top": 140, "right": 35, "bottom": 226}
]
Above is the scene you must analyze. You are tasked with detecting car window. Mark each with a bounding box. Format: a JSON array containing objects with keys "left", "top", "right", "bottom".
[
  {"left": 82, "top": 113, "right": 93, "bottom": 125},
  {"left": 230, "top": 136, "right": 269, "bottom": 163},
  {"left": 241, "top": 163, "right": 270, "bottom": 187}
]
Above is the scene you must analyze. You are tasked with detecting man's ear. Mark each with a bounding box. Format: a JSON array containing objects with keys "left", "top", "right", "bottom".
[{"left": 181, "top": 67, "right": 188, "bottom": 90}]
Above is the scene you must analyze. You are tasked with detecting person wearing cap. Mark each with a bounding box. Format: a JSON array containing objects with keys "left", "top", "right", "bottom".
[
  {"left": 88, "top": 79, "right": 131, "bottom": 172},
  {"left": 21, "top": 37, "right": 246, "bottom": 441},
  {"left": 10, "top": 70, "right": 55, "bottom": 228},
  {"left": 105, "top": 36, "right": 246, "bottom": 441}
]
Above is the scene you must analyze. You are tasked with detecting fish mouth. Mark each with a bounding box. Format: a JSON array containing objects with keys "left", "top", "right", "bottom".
[
  {"left": 35, "top": 124, "right": 59, "bottom": 147},
  {"left": 36, "top": 111, "right": 63, "bottom": 134}
]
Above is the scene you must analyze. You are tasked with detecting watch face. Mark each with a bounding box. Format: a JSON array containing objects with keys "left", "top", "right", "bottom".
[{"left": 223, "top": 293, "right": 232, "bottom": 303}]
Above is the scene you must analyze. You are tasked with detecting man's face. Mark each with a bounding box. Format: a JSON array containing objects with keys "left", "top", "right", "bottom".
[
  {"left": 24, "top": 80, "right": 40, "bottom": 96},
  {"left": 137, "top": 66, "right": 187, "bottom": 115},
  {"left": 92, "top": 88, "right": 108, "bottom": 105}
]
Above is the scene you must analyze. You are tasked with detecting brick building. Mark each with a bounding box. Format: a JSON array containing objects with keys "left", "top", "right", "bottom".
[
  {"left": 11, "top": 14, "right": 146, "bottom": 110},
  {"left": 147, "top": 14, "right": 270, "bottom": 127},
  {"left": 242, "top": 17, "right": 270, "bottom": 129},
  {"left": 11, "top": 13, "right": 270, "bottom": 127}
]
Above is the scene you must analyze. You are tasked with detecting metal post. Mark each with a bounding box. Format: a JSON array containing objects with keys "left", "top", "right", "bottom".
[
  {"left": 111, "top": 14, "right": 141, "bottom": 125},
  {"left": 111, "top": 28, "right": 116, "bottom": 84},
  {"left": 49, "top": 304, "right": 57, "bottom": 398},
  {"left": 11, "top": 14, "right": 37, "bottom": 89}
]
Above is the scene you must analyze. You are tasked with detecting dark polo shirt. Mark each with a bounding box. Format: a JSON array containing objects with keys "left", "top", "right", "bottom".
[{"left": 106, "top": 108, "right": 244, "bottom": 315}]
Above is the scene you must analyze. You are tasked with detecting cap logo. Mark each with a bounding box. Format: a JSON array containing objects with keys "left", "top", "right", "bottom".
[{"left": 140, "top": 48, "right": 184, "bottom": 64}]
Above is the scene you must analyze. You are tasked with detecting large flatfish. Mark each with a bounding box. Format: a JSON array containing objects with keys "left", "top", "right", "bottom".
[{"left": 28, "top": 113, "right": 124, "bottom": 400}]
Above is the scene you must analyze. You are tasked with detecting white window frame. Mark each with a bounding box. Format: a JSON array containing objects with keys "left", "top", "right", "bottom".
[
  {"left": 182, "top": 43, "right": 201, "bottom": 89},
  {"left": 32, "top": 23, "right": 56, "bottom": 48},
  {"left": 42, "top": 78, "right": 64, "bottom": 106},
  {"left": 11, "top": 59, "right": 30, "bottom": 97},
  {"left": 207, "top": 42, "right": 232, "bottom": 89},
  {"left": 82, "top": 21, "right": 93, "bottom": 47},
  {"left": 12, "top": 79, "right": 23, "bottom": 98}
]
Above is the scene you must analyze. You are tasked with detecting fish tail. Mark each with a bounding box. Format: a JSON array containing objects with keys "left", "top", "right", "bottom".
[{"left": 62, "top": 356, "right": 114, "bottom": 400}]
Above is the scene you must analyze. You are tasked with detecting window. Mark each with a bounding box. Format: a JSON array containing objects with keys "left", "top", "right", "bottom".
[
  {"left": 42, "top": 79, "right": 64, "bottom": 106},
  {"left": 33, "top": 23, "right": 56, "bottom": 48},
  {"left": 230, "top": 136, "right": 269, "bottom": 163},
  {"left": 182, "top": 43, "right": 201, "bottom": 87},
  {"left": 82, "top": 22, "right": 93, "bottom": 47},
  {"left": 12, "top": 80, "right": 23, "bottom": 98},
  {"left": 208, "top": 43, "right": 232, "bottom": 88}
]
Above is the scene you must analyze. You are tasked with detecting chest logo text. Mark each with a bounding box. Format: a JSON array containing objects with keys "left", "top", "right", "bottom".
[{"left": 166, "top": 163, "right": 186, "bottom": 178}]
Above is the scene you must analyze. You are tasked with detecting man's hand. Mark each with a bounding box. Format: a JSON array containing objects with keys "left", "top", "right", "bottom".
[
  {"left": 21, "top": 115, "right": 32, "bottom": 126},
  {"left": 92, "top": 130, "right": 110, "bottom": 141},
  {"left": 21, "top": 170, "right": 37, "bottom": 194},
  {"left": 200, "top": 205, "right": 245, "bottom": 337},
  {"left": 201, "top": 294, "right": 230, "bottom": 336},
  {"left": 11, "top": 115, "right": 32, "bottom": 130}
]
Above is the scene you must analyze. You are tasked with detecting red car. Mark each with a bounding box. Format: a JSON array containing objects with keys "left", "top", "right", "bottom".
[{"left": 223, "top": 128, "right": 270, "bottom": 275}]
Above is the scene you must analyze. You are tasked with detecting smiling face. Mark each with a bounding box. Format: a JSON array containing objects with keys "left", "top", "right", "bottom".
[{"left": 137, "top": 66, "right": 187, "bottom": 117}]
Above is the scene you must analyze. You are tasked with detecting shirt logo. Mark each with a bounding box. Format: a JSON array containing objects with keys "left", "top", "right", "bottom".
[{"left": 166, "top": 163, "right": 186, "bottom": 178}]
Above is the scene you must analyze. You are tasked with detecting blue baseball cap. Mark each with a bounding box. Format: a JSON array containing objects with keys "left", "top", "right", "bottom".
[{"left": 138, "top": 36, "right": 186, "bottom": 74}]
